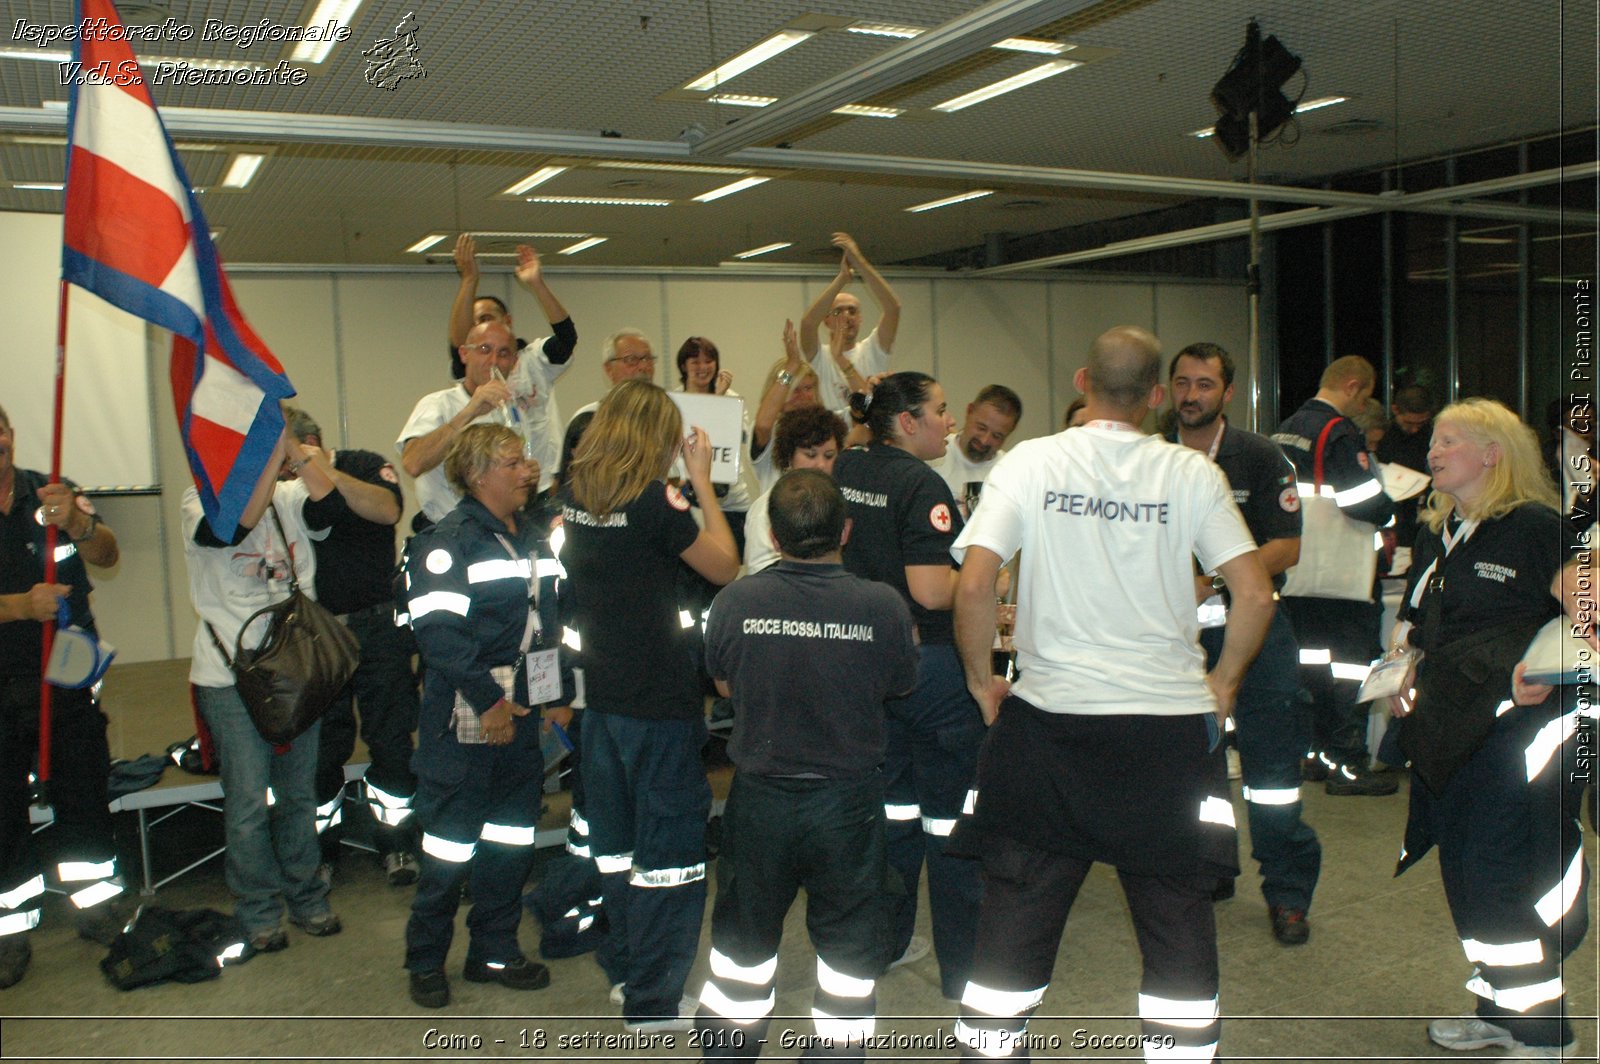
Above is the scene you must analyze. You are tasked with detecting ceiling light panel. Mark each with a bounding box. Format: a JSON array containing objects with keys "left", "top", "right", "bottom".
[
  {"left": 405, "top": 233, "right": 447, "bottom": 253},
  {"left": 684, "top": 30, "right": 814, "bottom": 92},
  {"left": 558, "top": 237, "right": 607, "bottom": 255},
  {"left": 693, "top": 177, "right": 770, "bottom": 203},
  {"left": 733, "top": 241, "right": 793, "bottom": 259},
  {"left": 289, "top": 0, "right": 366, "bottom": 64},
  {"left": 502, "top": 165, "right": 568, "bottom": 195},
  {"left": 906, "top": 189, "right": 994, "bottom": 213},
  {"left": 594, "top": 162, "right": 749, "bottom": 176},
  {"left": 523, "top": 195, "right": 670, "bottom": 207},
  {"left": 933, "top": 61, "right": 1081, "bottom": 113},
  {"left": 220, "top": 153, "right": 265, "bottom": 188}
]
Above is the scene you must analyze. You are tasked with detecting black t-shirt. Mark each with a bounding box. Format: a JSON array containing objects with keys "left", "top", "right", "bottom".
[
  {"left": 1400, "top": 503, "right": 1566, "bottom": 651},
  {"left": 1376, "top": 422, "right": 1432, "bottom": 548},
  {"left": 706, "top": 560, "right": 917, "bottom": 778},
  {"left": 301, "top": 449, "right": 404, "bottom": 615},
  {"left": 558, "top": 480, "right": 702, "bottom": 720},
  {"left": 0, "top": 469, "right": 97, "bottom": 677},
  {"left": 834, "top": 443, "right": 963, "bottom": 645},
  {"left": 1273, "top": 399, "right": 1396, "bottom": 529}
]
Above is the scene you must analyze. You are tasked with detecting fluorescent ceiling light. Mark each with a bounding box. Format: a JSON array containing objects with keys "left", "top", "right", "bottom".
[
  {"left": 684, "top": 29, "right": 814, "bottom": 92},
  {"left": 733, "top": 241, "right": 793, "bottom": 259},
  {"left": 470, "top": 230, "right": 588, "bottom": 239},
  {"left": 13, "top": 182, "right": 65, "bottom": 191},
  {"left": 1193, "top": 95, "right": 1349, "bottom": 137},
  {"left": 693, "top": 176, "right": 770, "bottom": 203},
  {"left": 558, "top": 237, "right": 607, "bottom": 255},
  {"left": 710, "top": 94, "right": 777, "bottom": 108},
  {"left": 1297, "top": 95, "right": 1348, "bottom": 113},
  {"left": 523, "top": 195, "right": 671, "bottom": 207},
  {"left": 833, "top": 104, "right": 904, "bottom": 118},
  {"left": 289, "top": 0, "right": 365, "bottom": 64},
  {"left": 7, "top": 134, "right": 66, "bottom": 146},
  {"left": 847, "top": 23, "right": 922, "bottom": 39},
  {"left": 933, "top": 60, "right": 1080, "bottom": 112},
  {"left": 405, "top": 233, "right": 448, "bottom": 253},
  {"left": 594, "top": 161, "right": 748, "bottom": 175},
  {"left": 0, "top": 49, "right": 71, "bottom": 62},
  {"left": 1457, "top": 236, "right": 1515, "bottom": 245},
  {"left": 1, "top": 48, "right": 267, "bottom": 70},
  {"left": 906, "top": 189, "right": 994, "bottom": 213},
  {"left": 993, "top": 37, "right": 1071, "bottom": 55},
  {"left": 502, "top": 165, "right": 568, "bottom": 196},
  {"left": 220, "top": 153, "right": 265, "bottom": 188}
]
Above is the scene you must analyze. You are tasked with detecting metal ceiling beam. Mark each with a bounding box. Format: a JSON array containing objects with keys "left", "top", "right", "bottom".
[
  {"left": 974, "top": 162, "right": 1598, "bottom": 275},
  {"left": 690, "top": 0, "right": 1099, "bottom": 157}
]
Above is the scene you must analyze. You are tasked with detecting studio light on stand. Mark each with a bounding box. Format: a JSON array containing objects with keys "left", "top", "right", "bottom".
[{"left": 1209, "top": 19, "right": 1303, "bottom": 433}]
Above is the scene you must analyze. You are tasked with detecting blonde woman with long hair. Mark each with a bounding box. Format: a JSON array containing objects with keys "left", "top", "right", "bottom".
[
  {"left": 1386, "top": 398, "right": 1584, "bottom": 1058},
  {"left": 557, "top": 380, "right": 738, "bottom": 1033}
]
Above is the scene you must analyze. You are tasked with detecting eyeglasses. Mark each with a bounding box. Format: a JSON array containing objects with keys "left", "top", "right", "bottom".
[
  {"left": 607, "top": 354, "right": 656, "bottom": 367},
  {"left": 466, "top": 343, "right": 515, "bottom": 358}
]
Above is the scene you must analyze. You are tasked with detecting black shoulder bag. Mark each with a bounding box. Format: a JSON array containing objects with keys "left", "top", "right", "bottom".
[{"left": 205, "top": 505, "right": 359, "bottom": 745}]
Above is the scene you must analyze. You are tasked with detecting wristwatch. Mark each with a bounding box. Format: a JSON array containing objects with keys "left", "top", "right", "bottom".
[
  {"left": 71, "top": 512, "right": 100, "bottom": 543},
  {"left": 776, "top": 369, "right": 794, "bottom": 387}
]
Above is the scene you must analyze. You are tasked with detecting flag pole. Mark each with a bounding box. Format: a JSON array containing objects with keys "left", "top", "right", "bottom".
[{"left": 38, "top": 278, "right": 71, "bottom": 785}]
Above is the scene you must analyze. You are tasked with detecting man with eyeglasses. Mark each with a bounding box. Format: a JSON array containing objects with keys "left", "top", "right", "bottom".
[
  {"left": 400, "top": 316, "right": 568, "bottom": 527},
  {"left": 563, "top": 330, "right": 658, "bottom": 429},
  {"left": 798, "top": 232, "right": 902, "bottom": 420}
]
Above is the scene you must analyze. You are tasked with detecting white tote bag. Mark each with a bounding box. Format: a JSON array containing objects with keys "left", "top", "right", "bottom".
[{"left": 1281, "top": 418, "right": 1378, "bottom": 602}]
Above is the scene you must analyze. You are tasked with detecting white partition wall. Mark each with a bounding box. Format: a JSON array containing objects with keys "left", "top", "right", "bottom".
[{"left": 45, "top": 268, "right": 1246, "bottom": 663}]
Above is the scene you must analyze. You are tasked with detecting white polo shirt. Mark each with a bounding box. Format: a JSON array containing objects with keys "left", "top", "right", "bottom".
[{"left": 953, "top": 426, "right": 1255, "bottom": 715}]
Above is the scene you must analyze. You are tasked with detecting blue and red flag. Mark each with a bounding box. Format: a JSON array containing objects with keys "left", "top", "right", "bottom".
[{"left": 61, "top": 0, "right": 294, "bottom": 540}]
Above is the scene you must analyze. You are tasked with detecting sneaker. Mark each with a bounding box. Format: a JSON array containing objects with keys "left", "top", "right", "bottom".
[
  {"left": 463, "top": 955, "right": 551, "bottom": 991},
  {"left": 1301, "top": 753, "right": 1331, "bottom": 782},
  {"left": 384, "top": 851, "right": 420, "bottom": 887},
  {"left": 1426, "top": 1016, "right": 1577, "bottom": 1057},
  {"left": 1325, "top": 762, "right": 1398, "bottom": 796},
  {"left": 889, "top": 934, "right": 930, "bottom": 968},
  {"left": 410, "top": 969, "right": 450, "bottom": 1009},
  {"left": 0, "top": 933, "right": 31, "bottom": 989},
  {"left": 76, "top": 900, "right": 130, "bottom": 947},
  {"left": 1268, "top": 905, "right": 1310, "bottom": 946},
  {"left": 623, "top": 995, "right": 698, "bottom": 1034},
  {"left": 289, "top": 910, "right": 342, "bottom": 937},
  {"left": 247, "top": 926, "right": 288, "bottom": 953},
  {"left": 610, "top": 982, "right": 626, "bottom": 1005}
]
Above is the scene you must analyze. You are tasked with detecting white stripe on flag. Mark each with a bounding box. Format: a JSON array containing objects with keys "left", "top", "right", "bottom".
[
  {"left": 74, "top": 78, "right": 195, "bottom": 225},
  {"left": 191, "top": 353, "right": 266, "bottom": 436}
]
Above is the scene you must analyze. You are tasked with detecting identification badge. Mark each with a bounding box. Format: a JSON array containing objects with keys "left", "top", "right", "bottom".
[
  {"left": 525, "top": 648, "right": 561, "bottom": 705},
  {"left": 1357, "top": 649, "right": 1420, "bottom": 703},
  {"left": 1197, "top": 593, "right": 1228, "bottom": 629}
]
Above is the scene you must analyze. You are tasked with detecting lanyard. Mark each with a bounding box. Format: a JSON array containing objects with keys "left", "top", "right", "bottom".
[
  {"left": 1084, "top": 419, "right": 1141, "bottom": 433},
  {"left": 1205, "top": 419, "right": 1225, "bottom": 461},
  {"left": 492, "top": 532, "right": 541, "bottom": 652},
  {"left": 1407, "top": 516, "right": 1479, "bottom": 611}
]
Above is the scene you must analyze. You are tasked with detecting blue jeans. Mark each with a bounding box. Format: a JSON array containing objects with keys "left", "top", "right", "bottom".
[{"left": 196, "top": 684, "right": 330, "bottom": 935}]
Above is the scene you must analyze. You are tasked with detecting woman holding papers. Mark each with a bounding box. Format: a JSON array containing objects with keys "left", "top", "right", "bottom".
[
  {"left": 1385, "top": 398, "right": 1586, "bottom": 1060},
  {"left": 675, "top": 336, "right": 753, "bottom": 551}
]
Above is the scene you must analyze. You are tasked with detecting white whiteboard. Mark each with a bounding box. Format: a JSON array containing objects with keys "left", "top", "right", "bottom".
[{"left": 0, "top": 211, "right": 157, "bottom": 492}]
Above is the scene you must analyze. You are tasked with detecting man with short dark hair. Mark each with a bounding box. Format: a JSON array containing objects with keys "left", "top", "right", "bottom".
[
  {"left": 285, "top": 408, "right": 421, "bottom": 888},
  {"left": 419, "top": 237, "right": 576, "bottom": 501},
  {"left": 1272, "top": 356, "right": 1397, "bottom": 796},
  {"left": 696, "top": 471, "right": 917, "bottom": 1056},
  {"left": 933, "top": 385, "right": 1023, "bottom": 517},
  {"left": 949, "top": 326, "right": 1274, "bottom": 1061},
  {"left": 1376, "top": 384, "right": 1435, "bottom": 550},
  {"left": 1167, "top": 344, "right": 1323, "bottom": 946}
]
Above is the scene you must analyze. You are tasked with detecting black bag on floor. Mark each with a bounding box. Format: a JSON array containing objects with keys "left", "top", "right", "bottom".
[{"left": 100, "top": 906, "right": 246, "bottom": 990}]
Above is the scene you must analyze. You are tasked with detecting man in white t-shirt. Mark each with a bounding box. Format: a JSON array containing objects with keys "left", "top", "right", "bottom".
[
  {"left": 398, "top": 320, "right": 563, "bottom": 525},
  {"left": 931, "top": 384, "right": 1022, "bottom": 518},
  {"left": 946, "top": 326, "right": 1275, "bottom": 1062},
  {"left": 564, "top": 329, "right": 658, "bottom": 430},
  {"left": 799, "top": 232, "right": 900, "bottom": 418}
]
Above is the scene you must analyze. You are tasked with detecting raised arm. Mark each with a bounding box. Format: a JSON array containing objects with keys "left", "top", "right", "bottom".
[
  {"left": 799, "top": 256, "right": 852, "bottom": 361},
  {"left": 752, "top": 321, "right": 802, "bottom": 455},
  {"left": 514, "top": 244, "right": 570, "bottom": 327},
  {"left": 678, "top": 426, "right": 740, "bottom": 585},
  {"left": 447, "top": 233, "right": 480, "bottom": 349},
  {"left": 294, "top": 446, "right": 402, "bottom": 525},
  {"left": 834, "top": 232, "right": 900, "bottom": 351}
]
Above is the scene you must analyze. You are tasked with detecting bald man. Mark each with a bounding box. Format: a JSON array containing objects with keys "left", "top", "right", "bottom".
[{"left": 948, "top": 326, "right": 1273, "bottom": 1062}]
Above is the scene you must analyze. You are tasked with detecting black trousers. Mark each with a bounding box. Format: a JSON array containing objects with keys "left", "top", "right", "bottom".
[
  {"left": 697, "top": 773, "right": 890, "bottom": 1062},
  {"left": 315, "top": 610, "right": 419, "bottom": 857},
  {"left": 0, "top": 676, "right": 119, "bottom": 935},
  {"left": 1282, "top": 595, "right": 1382, "bottom": 767},
  {"left": 956, "top": 834, "right": 1221, "bottom": 1061}
]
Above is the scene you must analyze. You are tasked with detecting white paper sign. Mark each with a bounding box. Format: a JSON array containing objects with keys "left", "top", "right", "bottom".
[
  {"left": 525, "top": 648, "right": 562, "bottom": 705},
  {"left": 668, "top": 392, "right": 745, "bottom": 486},
  {"left": 1380, "top": 462, "right": 1431, "bottom": 503}
]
